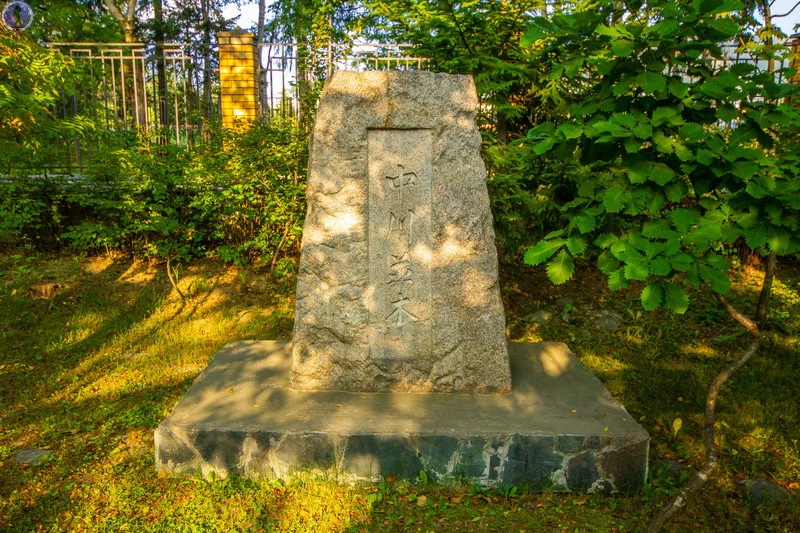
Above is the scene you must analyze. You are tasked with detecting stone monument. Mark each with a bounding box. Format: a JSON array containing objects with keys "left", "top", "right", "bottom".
[
  {"left": 155, "top": 71, "right": 649, "bottom": 491},
  {"left": 292, "top": 71, "right": 511, "bottom": 393}
]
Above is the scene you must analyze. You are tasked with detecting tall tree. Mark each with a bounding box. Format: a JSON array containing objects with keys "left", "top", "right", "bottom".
[{"left": 102, "top": 0, "right": 139, "bottom": 42}]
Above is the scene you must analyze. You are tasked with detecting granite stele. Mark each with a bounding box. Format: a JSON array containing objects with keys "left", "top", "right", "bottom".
[{"left": 155, "top": 71, "right": 650, "bottom": 491}]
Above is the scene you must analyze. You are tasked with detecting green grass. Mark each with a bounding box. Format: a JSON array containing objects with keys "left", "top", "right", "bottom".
[{"left": 0, "top": 250, "right": 798, "bottom": 532}]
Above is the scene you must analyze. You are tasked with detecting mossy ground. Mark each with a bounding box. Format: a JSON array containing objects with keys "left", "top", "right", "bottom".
[{"left": 0, "top": 250, "right": 797, "bottom": 532}]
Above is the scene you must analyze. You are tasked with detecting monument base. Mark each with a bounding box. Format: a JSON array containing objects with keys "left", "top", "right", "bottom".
[{"left": 155, "top": 341, "right": 649, "bottom": 492}]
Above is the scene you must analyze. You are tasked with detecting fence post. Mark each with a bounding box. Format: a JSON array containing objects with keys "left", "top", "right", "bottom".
[
  {"left": 218, "top": 29, "right": 259, "bottom": 128},
  {"left": 790, "top": 34, "right": 800, "bottom": 87}
]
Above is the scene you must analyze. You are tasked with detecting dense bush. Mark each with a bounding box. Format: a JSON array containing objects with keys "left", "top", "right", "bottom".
[{"left": 0, "top": 118, "right": 307, "bottom": 274}]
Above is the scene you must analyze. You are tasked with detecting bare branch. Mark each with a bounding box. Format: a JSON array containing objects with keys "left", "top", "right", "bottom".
[
  {"left": 103, "top": 0, "right": 125, "bottom": 23},
  {"left": 773, "top": 0, "right": 800, "bottom": 18},
  {"left": 647, "top": 296, "right": 761, "bottom": 532},
  {"left": 127, "top": 0, "right": 137, "bottom": 23}
]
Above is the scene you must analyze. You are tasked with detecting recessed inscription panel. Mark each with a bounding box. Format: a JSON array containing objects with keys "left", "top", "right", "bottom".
[{"left": 368, "top": 129, "right": 432, "bottom": 361}]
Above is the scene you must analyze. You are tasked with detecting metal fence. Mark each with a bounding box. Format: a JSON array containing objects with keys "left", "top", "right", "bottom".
[
  {"left": 259, "top": 42, "right": 428, "bottom": 121},
  {"left": 43, "top": 41, "right": 217, "bottom": 168}
]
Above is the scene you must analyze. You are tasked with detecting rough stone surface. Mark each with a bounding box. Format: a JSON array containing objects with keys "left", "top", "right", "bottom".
[
  {"left": 555, "top": 297, "right": 575, "bottom": 309},
  {"left": 15, "top": 448, "right": 53, "bottom": 464},
  {"left": 292, "top": 70, "right": 510, "bottom": 393},
  {"left": 587, "top": 310, "right": 623, "bottom": 332},
  {"left": 530, "top": 310, "right": 554, "bottom": 324},
  {"left": 740, "top": 479, "right": 791, "bottom": 506},
  {"left": 155, "top": 341, "right": 649, "bottom": 491}
]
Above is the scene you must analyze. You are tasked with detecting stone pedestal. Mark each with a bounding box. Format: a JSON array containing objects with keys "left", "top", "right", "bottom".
[{"left": 155, "top": 341, "right": 649, "bottom": 491}]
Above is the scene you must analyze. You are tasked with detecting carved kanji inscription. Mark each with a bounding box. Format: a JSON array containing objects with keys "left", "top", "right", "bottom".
[{"left": 368, "top": 129, "right": 432, "bottom": 360}]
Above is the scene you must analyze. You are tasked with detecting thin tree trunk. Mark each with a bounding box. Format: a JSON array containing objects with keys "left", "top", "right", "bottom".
[
  {"left": 257, "top": 0, "right": 266, "bottom": 114},
  {"left": 647, "top": 295, "right": 761, "bottom": 532},
  {"left": 270, "top": 216, "right": 294, "bottom": 278},
  {"left": 201, "top": 0, "right": 213, "bottom": 120},
  {"left": 755, "top": 252, "right": 776, "bottom": 327},
  {"left": 153, "top": 0, "right": 168, "bottom": 131},
  {"left": 166, "top": 255, "right": 187, "bottom": 301}
]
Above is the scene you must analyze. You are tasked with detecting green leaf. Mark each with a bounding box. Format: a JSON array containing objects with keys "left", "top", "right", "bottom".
[
  {"left": 670, "top": 253, "right": 693, "bottom": 272},
  {"left": 595, "top": 233, "right": 618, "bottom": 248},
  {"left": 637, "top": 71, "right": 666, "bottom": 94},
  {"left": 567, "top": 235, "right": 588, "bottom": 255},
  {"left": 731, "top": 161, "right": 759, "bottom": 179},
  {"left": 558, "top": 123, "right": 584, "bottom": 140},
  {"left": 624, "top": 261, "right": 650, "bottom": 281},
  {"left": 679, "top": 123, "right": 705, "bottom": 142},
  {"left": 670, "top": 208, "right": 699, "bottom": 233},
  {"left": 705, "top": 252, "right": 729, "bottom": 271},
  {"left": 696, "top": 149, "right": 716, "bottom": 165},
  {"left": 546, "top": 250, "right": 575, "bottom": 285},
  {"left": 627, "top": 161, "right": 650, "bottom": 184},
  {"left": 704, "top": 0, "right": 745, "bottom": 15},
  {"left": 603, "top": 185, "right": 628, "bottom": 213},
  {"left": 624, "top": 137, "right": 642, "bottom": 154},
  {"left": 641, "top": 283, "right": 665, "bottom": 310},
  {"left": 649, "top": 163, "right": 675, "bottom": 186},
  {"left": 650, "top": 256, "right": 672, "bottom": 276},
  {"left": 651, "top": 107, "right": 677, "bottom": 126},
  {"left": 643, "top": 219, "right": 672, "bottom": 238},
  {"left": 665, "top": 180, "right": 688, "bottom": 202},
  {"left": 574, "top": 215, "right": 596, "bottom": 234},
  {"left": 564, "top": 57, "right": 583, "bottom": 77},
  {"left": 612, "top": 39, "right": 635, "bottom": 57},
  {"left": 595, "top": 24, "right": 623, "bottom": 38},
  {"left": 700, "top": 265, "right": 731, "bottom": 294},
  {"left": 633, "top": 123, "right": 653, "bottom": 139},
  {"left": 597, "top": 251, "right": 620, "bottom": 274},
  {"left": 743, "top": 222, "right": 769, "bottom": 249},
  {"left": 663, "top": 283, "right": 689, "bottom": 313},
  {"left": 715, "top": 105, "right": 739, "bottom": 122},
  {"left": 524, "top": 239, "right": 564, "bottom": 265},
  {"left": 533, "top": 137, "right": 556, "bottom": 155},
  {"left": 669, "top": 78, "right": 689, "bottom": 98},
  {"left": 521, "top": 27, "right": 547, "bottom": 48},
  {"left": 608, "top": 269, "right": 629, "bottom": 290},
  {"left": 745, "top": 180, "right": 768, "bottom": 199}
]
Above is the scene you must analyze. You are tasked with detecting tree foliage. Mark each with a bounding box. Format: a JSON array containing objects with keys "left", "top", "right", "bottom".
[{"left": 520, "top": 0, "right": 800, "bottom": 312}]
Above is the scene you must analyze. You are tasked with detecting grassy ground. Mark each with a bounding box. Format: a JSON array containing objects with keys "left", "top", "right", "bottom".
[{"left": 0, "top": 250, "right": 797, "bottom": 532}]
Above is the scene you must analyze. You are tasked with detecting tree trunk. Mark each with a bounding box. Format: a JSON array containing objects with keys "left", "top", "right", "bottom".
[
  {"left": 646, "top": 295, "right": 761, "bottom": 532},
  {"left": 257, "top": 0, "right": 266, "bottom": 114},
  {"left": 202, "top": 0, "right": 213, "bottom": 121},
  {"left": 153, "top": 0, "right": 169, "bottom": 146},
  {"left": 755, "top": 251, "right": 776, "bottom": 327}
]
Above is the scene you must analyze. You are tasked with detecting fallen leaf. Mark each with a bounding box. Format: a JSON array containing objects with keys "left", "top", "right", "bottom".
[
  {"left": 385, "top": 475, "right": 396, "bottom": 483},
  {"left": 450, "top": 496, "right": 462, "bottom": 504},
  {"left": 157, "top": 471, "right": 167, "bottom": 479},
  {"left": 570, "top": 409, "right": 578, "bottom": 413},
  {"left": 575, "top": 499, "right": 586, "bottom": 506},
  {"left": 227, "top": 388, "right": 234, "bottom": 393},
  {"left": 787, "top": 482, "right": 799, "bottom": 490},
  {"left": 672, "top": 418, "right": 683, "bottom": 437},
  {"left": 416, "top": 495, "right": 427, "bottom": 507},
  {"left": 335, "top": 404, "right": 343, "bottom": 408},
  {"left": 535, "top": 502, "right": 545, "bottom": 508}
]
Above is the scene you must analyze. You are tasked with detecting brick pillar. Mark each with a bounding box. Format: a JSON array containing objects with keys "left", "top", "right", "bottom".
[{"left": 218, "top": 29, "right": 259, "bottom": 128}]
